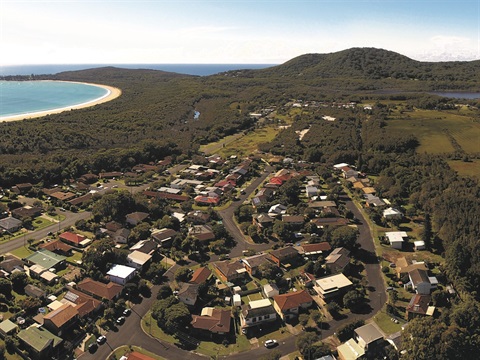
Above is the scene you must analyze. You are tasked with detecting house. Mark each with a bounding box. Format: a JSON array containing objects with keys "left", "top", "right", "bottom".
[
  {"left": 143, "top": 191, "right": 189, "bottom": 202},
  {"left": 107, "top": 264, "right": 136, "bottom": 285},
  {"left": 314, "top": 273, "right": 353, "bottom": 300},
  {"left": 127, "top": 250, "right": 152, "bottom": 270},
  {"left": 281, "top": 215, "right": 305, "bottom": 226},
  {"left": 273, "top": 290, "right": 314, "bottom": 320},
  {"left": 263, "top": 283, "right": 280, "bottom": 298},
  {"left": 394, "top": 257, "right": 427, "bottom": 279},
  {"left": 127, "top": 352, "right": 157, "bottom": 360},
  {"left": 268, "top": 204, "right": 287, "bottom": 217},
  {"left": 17, "top": 325, "right": 62, "bottom": 360},
  {"left": 177, "top": 282, "right": 200, "bottom": 306},
  {"left": 61, "top": 288, "right": 102, "bottom": 318},
  {"left": 0, "top": 255, "right": 25, "bottom": 275},
  {"left": 11, "top": 206, "right": 42, "bottom": 221},
  {"left": 11, "top": 183, "right": 33, "bottom": 194},
  {"left": 42, "top": 303, "right": 78, "bottom": 336},
  {"left": 189, "top": 267, "right": 211, "bottom": 285},
  {"left": 407, "top": 269, "right": 432, "bottom": 294},
  {"left": 252, "top": 213, "right": 274, "bottom": 229},
  {"left": 112, "top": 228, "right": 131, "bottom": 244},
  {"left": 212, "top": 260, "right": 247, "bottom": 283},
  {"left": 240, "top": 299, "right": 277, "bottom": 328},
  {"left": 38, "top": 240, "right": 73, "bottom": 256},
  {"left": 99, "top": 171, "right": 123, "bottom": 179},
  {"left": 77, "top": 278, "right": 123, "bottom": 301},
  {"left": 189, "top": 225, "right": 215, "bottom": 242},
  {"left": 24, "top": 284, "right": 46, "bottom": 299},
  {"left": 308, "top": 201, "right": 337, "bottom": 209},
  {"left": 325, "top": 247, "right": 351, "bottom": 274},
  {"left": 306, "top": 185, "right": 320, "bottom": 198},
  {"left": 300, "top": 242, "right": 332, "bottom": 257},
  {"left": 130, "top": 239, "right": 158, "bottom": 255},
  {"left": 186, "top": 210, "right": 211, "bottom": 224},
  {"left": 0, "top": 216, "right": 23, "bottom": 233},
  {"left": 414, "top": 240, "right": 426, "bottom": 251},
  {"left": 125, "top": 212, "right": 149, "bottom": 226},
  {"left": 406, "top": 294, "right": 435, "bottom": 321},
  {"left": 59, "top": 231, "right": 91, "bottom": 248},
  {"left": 270, "top": 247, "right": 299, "bottom": 267},
  {"left": 78, "top": 173, "right": 99, "bottom": 184},
  {"left": 50, "top": 191, "right": 76, "bottom": 202},
  {"left": 0, "top": 319, "right": 18, "bottom": 337},
  {"left": 383, "top": 207, "right": 403, "bottom": 220},
  {"left": 25, "top": 249, "right": 66, "bottom": 270},
  {"left": 385, "top": 231, "right": 408, "bottom": 250},
  {"left": 191, "top": 308, "right": 231, "bottom": 335},
  {"left": 194, "top": 195, "right": 221, "bottom": 206},
  {"left": 354, "top": 323, "right": 384, "bottom": 352},
  {"left": 242, "top": 254, "right": 271, "bottom": 276},
  {"left": 151, "top": 228, "right": 178, "bottom": 247}
]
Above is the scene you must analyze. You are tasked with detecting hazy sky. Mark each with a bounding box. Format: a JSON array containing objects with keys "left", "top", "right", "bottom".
[{"left": 1, "top": 0, "right": 479, "bottom": 65}]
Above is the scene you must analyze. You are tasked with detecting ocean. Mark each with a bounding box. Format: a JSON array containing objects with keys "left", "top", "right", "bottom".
[
  {"left": 0, "top": 81, "right": 109, "bottom": 119},
  {"left": 0, "top": 64, "right": 275, "bottom": 119},
  {"left": 0, "top": 64, "right": 275, "bottom": 77}
]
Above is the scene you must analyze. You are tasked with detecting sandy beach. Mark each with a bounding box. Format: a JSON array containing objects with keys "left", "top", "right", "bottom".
[{"left": 0, "top": 81, "right": 122, "bottom": 122}]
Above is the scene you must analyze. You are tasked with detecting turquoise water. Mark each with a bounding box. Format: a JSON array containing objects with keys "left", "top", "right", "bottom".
[{"left": 0, "top": 81, "right": 109, "bottom": 118}]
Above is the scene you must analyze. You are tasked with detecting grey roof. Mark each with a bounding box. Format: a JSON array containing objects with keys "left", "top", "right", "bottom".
[
  {"left": 0, "top": 216, "right": 23, "bottom": 231},
  {"left": 354, "top": 323, "right": 384, "bottom": 344},
  {"left": 242, "top": 304, "right": 275, "bottom": 319}
]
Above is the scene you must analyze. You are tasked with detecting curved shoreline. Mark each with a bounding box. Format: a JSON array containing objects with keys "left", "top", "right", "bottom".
[{"left": 0, "top": 81, "right": 122, "bottom": 122}]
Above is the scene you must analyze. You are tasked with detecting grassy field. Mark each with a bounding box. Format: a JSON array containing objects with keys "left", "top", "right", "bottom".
[
  {"left": 216, "top": 125, "right": 280, "bottom": 158},
  {"left": 387, "top": 108, "right": 480, "bottom": 154},
  {"left": 9, "top": 245, "right": 34, "bottom": 259},
  {"left": 448, "top": 159, "right": 480, "bottom": 179}
]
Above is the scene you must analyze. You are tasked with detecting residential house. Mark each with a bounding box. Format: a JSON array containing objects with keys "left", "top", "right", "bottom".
[
  {"left": 42, "top": 303, "right": 78, "bottom": 336},
  {"left": 125, "top": 212, "right": 149, "bottom": 226},
  {"left": 194, "top": 195, "right": 221, "bottom": 206},
  {"left": 268, "top": 204, "right": 287, "bottom": 217},
  {"left": 59, "top": 231, "right": 91, "bottom": 248},
  {"left": 242, "top": 254, "right": 271, "bottom": 276},
  {"left": 77, "top": 278, "right": 123, "bottom": 301},
  {"left": 414, "top": 240, "right": 426, "bottom": 251},
  {"left": 241, "top": 299, "right": 277, "bottom": 328},
  {"left": 0, "top": 319, "right": 18, "bottom": 337},
  {"left": 112, "top": 228, "right": 131, "bottom": 244},
  {"left": 0, "top": 255, "right": 25, "bottom": 275},
  {"left": 325, "top": 247, "right": 351, "bottom": 274},
  {"left": 78, "top": 173, "right": 99, "bottom": 184},
  {"left": 252, "top": 213, "right": 274, "bottom": 230},
  {"left": 61, "top": 288, "right": 102, "bottom": 318},
  {"left": 314, "top": 273, "right": 353, "bottom": 300},
  {"left": 50, "top": 191, "right": 76, "bottom": 202},
  {"left": 186, "top": 210, "right": 211, "bottom": 224},
  {"left": 24, "top": 249, "right": 66, "bottom": 271},
  {"left": 383, "top": 207, "right": 403, "bottom": 220},
  {"left": 127, "top": 352, "right": 157, "bottom": 360},
  {"left": 38, "top": 240, "right": 73, "bottom": 256},
  {"left": 394, "top": 257, "right": 427, "bottom": 279},
  {"left": 130, "top": 239, "right": 158, "bottom": 255},
  {"left": 311, "top": 217, "right": 349, "bottom": 228},
  {"left": 191, "top": 308, "right": 231, "bottom": 335},
  {"left": 263, "top": 283, "right": 280, "bottom": 298},
  {"left": 0, "top": 216, "right": 23, "bottom": 233},
  {"left": 177, "top": 283, "right": 200, "bottom": 306},
  {"left": 354, "top": 323, "right": 384, "bottom": 352},
  {"left": 385, "top": 231, "right": 408, "bottom": 250},
  {"left": 300, "top": 242, "right": 332, "bottom": 257},
  {"left": 212, "top": 260, "right": 247, "bottom": 283},
  {"left": 406, "top": 294, "right": 435, "bottom": 321},
  {"left": 270, "top": 247, "right": 299, "bottom": 267},
  {"left": 151, "top": 228, "right": 178, "bottom": 247},
  {"left": 17, "top": 326, "right": 62, "bottom": 360},
  {"left": 189, "top": 267, "right": 212, "bottom": 285},
  {"left": 306, "top": 186, "right": 320, "bottom": 198},
  {"left": 11, "top": 183, "right": 33, "bottom": 194},
  {"left": 127, "top": 250, "right": 152, "bottom": 270},
  {"left": 408, "top": 269, "right": 432, "bottom": 294},
  {"left": 24, "top": 284, "right": 46, "bottom": 299},
  {"left": 273, "top": 290, "right": 314, "bottom": 320},
  {"left": 11, "top": 206, "right": 42, "bottom": 221},
  {"left": 281, "top": 215, "right": 305, "bottom": 227},
  {"left": 189, "top": 225, "right": 215, "bottom": 242},
  {"left": 107, "top": 264, "right": 136, "bottom": 285},
  {"left": 99, "top": 171, "right": 122, "bottom": 179},
  {"left": 308, "top": 200, "right": 337, "bottom": 209}
]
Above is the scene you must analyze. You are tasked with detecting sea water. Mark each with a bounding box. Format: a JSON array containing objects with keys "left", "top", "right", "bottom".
[{"left": 0, "top": 81, "right": 109, "bottom": 118}]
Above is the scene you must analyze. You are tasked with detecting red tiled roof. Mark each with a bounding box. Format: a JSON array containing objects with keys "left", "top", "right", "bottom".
[
  {"left": 128, "top": 351, "right": 156, "bottom": 360},
  {"left": 189, "top": 267, "right": 211, "bottom": 284},
  {"left": 39, "top": 240, "right": 73, "bottom": 253},
  {"left": 43, "top": 303, "right": 78, "bottom": 328},
  {"left": 302, "top": 242, "right": 332, "bottom": 253},
  {"left": 274, "top": 290, "right": 313, "bottom": 311},
  {"left": 59, "top": 232, "right": 85, "bottom": 245},
  {"left": 77, "top": 278, "right": 123, "bottom": 300},
  {"left": 191, "top": 309, "right": 231, "bottom": 333},
  {"left": 194, "top": 195, "right": 220, "bottom": 205}
]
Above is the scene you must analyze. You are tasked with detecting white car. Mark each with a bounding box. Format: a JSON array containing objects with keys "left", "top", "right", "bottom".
[{"left": 264, "top": 339, "right": 278, "bottom": 348}]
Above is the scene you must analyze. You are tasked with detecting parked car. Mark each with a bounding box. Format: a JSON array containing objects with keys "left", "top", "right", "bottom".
[
  {"left": 264, "top": 339, "right": 278, "bottom": 348},
  {"left": 116, "top": 316, "right": 125, "bottom": 325},
  {"left": 123, "top": 308, "right": 131, "bottom": 316},
  {"left": 96, "top": 336, "right": 107, "bottom": 345}
]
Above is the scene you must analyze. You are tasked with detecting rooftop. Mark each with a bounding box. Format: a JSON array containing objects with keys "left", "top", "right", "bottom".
[
  {"left": 17, "top": 326, "right": 62, "bottom": 353},
  {"left": 107, "top": 264, "right": 136, "bottom": 279}
]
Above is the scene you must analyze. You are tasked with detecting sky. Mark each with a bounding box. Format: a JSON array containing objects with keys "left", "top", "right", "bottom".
[{"left": 1, "top": 0, "right": 479, "bottom": 65}]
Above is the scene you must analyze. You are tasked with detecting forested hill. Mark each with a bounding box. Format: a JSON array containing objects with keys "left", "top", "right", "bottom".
[{"left": 250, "top": 47, "right": 480, "bottom": 88}]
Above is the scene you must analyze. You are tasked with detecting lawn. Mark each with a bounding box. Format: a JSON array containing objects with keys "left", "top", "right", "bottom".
[
  {"left": 373, "top": 310, "right": 404, "bottom": 335},
  {"left": 31, "top": 217, "right": 54, "bottom": 230},
  {"left": 387, "top": 108, "right": 480, "bottom": 155},
  {"left": 216, "top": 125, "right": 280, "bottom": 158},
  {"left": 10, "top": 245, "right": 34, "bottom": 259},
  {"left": 448, "top": 159, "right": 480, "bottom": 179}
]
